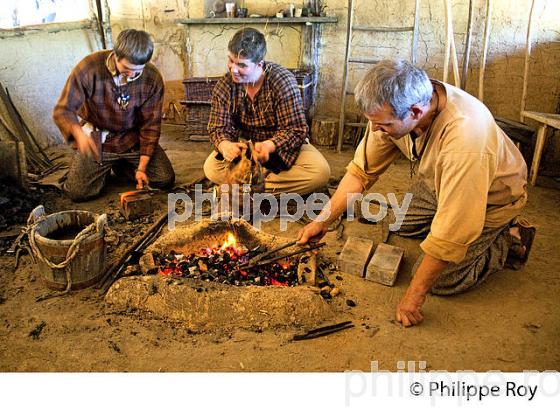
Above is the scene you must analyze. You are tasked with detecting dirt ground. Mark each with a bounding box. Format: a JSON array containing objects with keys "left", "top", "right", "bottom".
[{"left": 1, "top": 124, "right": 559, "bottom": 372}]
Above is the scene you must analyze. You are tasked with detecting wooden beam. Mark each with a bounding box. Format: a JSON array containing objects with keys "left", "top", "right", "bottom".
[{"left": 177, "top": 17, "right": 338, "bottom": 25}]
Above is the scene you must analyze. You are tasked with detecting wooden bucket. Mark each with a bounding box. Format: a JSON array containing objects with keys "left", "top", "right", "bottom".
[{"left": 30, "top": 207, "right": 107, "bottom": 290}]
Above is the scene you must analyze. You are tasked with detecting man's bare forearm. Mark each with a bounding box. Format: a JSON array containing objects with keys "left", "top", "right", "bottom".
[
  {"left": 138, "top": 155, "right": 150, "bottom": 172},
  {"left": 408, "top": 253, "right": 449, "bottom": 295},
  {"left": 318, "top": 172, "right": 365, "bottom": 226}
]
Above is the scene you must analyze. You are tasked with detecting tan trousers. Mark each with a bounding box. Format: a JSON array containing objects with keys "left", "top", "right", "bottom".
[{"left": 203, "top": 143, "right": 331, "bottom": 195}]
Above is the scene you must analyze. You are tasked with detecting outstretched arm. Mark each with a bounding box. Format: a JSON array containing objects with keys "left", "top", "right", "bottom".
[{"left": 297, "top": 172, "right": 365, "bottom": 245}]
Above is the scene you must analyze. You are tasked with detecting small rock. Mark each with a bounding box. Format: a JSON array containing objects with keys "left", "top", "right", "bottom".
[
  {"left": 346, "top": 299, "right": 356, "bottom": 307},
  {"left": 335, "top": 275, "right": 343, "bottom": 281}
]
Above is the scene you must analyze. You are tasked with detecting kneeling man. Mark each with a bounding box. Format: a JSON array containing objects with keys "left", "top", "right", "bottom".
[
  {"left": 204, "top": 28, "right": 330, "bottom": 195},
  {"left": 298, "top": 60, "right": 533, "bottom": 327}
]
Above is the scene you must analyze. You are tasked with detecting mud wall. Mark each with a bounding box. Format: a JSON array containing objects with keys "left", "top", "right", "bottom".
[{"left": 0, "top": 0, "right": 558, "bottom": 162}]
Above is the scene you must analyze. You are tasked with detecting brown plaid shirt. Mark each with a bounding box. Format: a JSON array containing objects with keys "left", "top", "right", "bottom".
[
  {"left": 53, "top": 50, "right": 164, "bottom": 157},
  {"left": 208, "top": 62, "right": 308, "bottom": 172}
]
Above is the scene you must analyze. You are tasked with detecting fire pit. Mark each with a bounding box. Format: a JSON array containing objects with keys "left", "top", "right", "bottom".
[{"left": 105, "top": 219, "right": 336, "bottom": 330}]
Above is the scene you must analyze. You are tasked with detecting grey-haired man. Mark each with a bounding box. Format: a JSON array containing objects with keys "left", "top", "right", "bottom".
[{"left": 298, "top": 59, "right": 533, "bottom": 327}]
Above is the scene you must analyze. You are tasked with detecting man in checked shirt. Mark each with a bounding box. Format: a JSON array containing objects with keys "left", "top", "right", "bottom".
[
  {"left": 53, "top": 29, "right": 175, "bottom": 201},
  {"left": 203, "top": 28, "right": 330, "bottom": 195}
]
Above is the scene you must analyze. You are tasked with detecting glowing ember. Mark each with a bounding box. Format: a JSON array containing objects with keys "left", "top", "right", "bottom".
[
  {"left": 154, "top": 234, "right": 299, "bottom": 286},
  {"left": 119, "top": 191, "right": 137, "bottom": 206}
]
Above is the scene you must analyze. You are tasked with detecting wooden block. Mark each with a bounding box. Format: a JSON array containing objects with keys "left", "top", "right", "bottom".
[
  {"left": 310, "top": 117, "right": 338, "bottom": 146},
  {"left": 365, "top": 243, "right": 404, "bottom": 286},
  {"left": 336, "top": 236, "right": 375, "bottom": 277}
]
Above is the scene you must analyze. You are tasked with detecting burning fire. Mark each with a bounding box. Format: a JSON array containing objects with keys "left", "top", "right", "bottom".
[
  {"left": 155, "top": 231, "right": 299, "bottom": 286},
  {"left": 220, "top": 232, "right": 237, "bottom": 250}
]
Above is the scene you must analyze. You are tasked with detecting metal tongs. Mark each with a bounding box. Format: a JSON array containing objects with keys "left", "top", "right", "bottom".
[{"left": 238, "top": 239, "right": 325, "bottom": 270}]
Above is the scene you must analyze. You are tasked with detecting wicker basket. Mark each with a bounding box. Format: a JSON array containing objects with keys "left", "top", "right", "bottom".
[
  {"left": 180, "top": 101, "right": 211, "bottom": 137},
  {"left": 181, "top": 69, "right": 315, "bottom": 137},
  {"left": 182, "top": 77, "right": 221, "bottom": 103}
]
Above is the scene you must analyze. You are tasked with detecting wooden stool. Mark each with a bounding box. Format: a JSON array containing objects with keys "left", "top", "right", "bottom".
[{"left": 521, "top": 111, "right": 560, "bottom": 186}]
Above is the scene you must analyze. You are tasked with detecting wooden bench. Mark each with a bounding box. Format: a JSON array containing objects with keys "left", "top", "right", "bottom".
[{"left": 521, "top": 111, "right": 560, "bottom": 186}]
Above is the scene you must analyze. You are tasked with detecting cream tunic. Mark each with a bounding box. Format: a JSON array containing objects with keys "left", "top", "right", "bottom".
[{"left": 346, "top": 81, "right": 527, "bottom": 263}]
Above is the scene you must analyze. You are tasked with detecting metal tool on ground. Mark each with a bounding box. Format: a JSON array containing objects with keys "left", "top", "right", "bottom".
[
  {"left": 242, "top": 239, "right": 298, "bottom": 266},
  {"left": 292, "top": 320, "right": 354, "bottom": 341}
]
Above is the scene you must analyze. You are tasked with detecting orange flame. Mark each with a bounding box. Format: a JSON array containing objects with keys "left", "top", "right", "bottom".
[{"left": 220, "top": 232, "right": 237, "bottom": 250}]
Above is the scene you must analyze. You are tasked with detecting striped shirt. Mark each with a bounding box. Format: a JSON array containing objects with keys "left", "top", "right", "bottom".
[
  {"left": 53, "top": 50, "right": 164, "bottom": 157},
  {"left": 207, "top": 62, "right": 308, "bottom": 172}
]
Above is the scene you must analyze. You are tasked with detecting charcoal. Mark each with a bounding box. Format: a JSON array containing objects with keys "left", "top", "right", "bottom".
[
  {"left": 346, "top": 299, "right": 357, "bottom": 307},
  {"left": 29, "top": 321, "right": 47, "bottom": 340},
  {"left": 320, "top": 290, "right": 332, "bottom": 299},
  {"left": 0, "top": 177, "right": 43, "bottom": 232},
  {"left": 335, "top": 275, "right": 343, "bottom": 280},
  {"left": 108, "top": 340, "right": 121, "bottom": 353},
  {"left": 148, "top": 283, "right": 158, "bottom": 295},
  {"left": 156, "top": 238, "right": 299, "bottom": 287},
  {"left": 317, "top": 280, "right": 329, "bottom": 288}
]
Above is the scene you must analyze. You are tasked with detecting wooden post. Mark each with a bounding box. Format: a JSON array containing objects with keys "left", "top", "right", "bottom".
[
  {"left": 478, "top": 0, "right": 492, "bottom": 101},
  {"left": 460, "top": 0, "right": 474, "bottom": 90},
  {"left": 443, "top": 0, "right": 460, "bottom": 86},
  {"left": 337, "top": 0, "right": 354, "bottom": 153},
  {"left": 411, "top": 0, "right": 420, "bottom": 65},
  {"left": 530, "top": 124, "right": 547, "bottom": 186},
  {"left": 520, "top": 0, "right": 537, "bottom": 122},
  {"left": 442, "top": 0, "right": 451, "bottom": 83}
]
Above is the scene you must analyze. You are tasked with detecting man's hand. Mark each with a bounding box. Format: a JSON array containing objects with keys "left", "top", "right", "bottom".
[
  {"left": 218, "top": 140, "right": 247, "bottom": 162},
  {"left": 135, "top": 155, "right": 151, "bottom": 189},
  {"left": 135, "top": 169, "right": 149, "bottom": 189},
  {"left": 395, "top": 254, "right": 448, "bottom": 328},
  {"left": 73, "top": 127, "right": 100, "bottom": 161},
  {"left": 254, "top": 140, "right": 276, "bottom": 163},
  {"left": 396, "top": 289, "right": 427, "bottom": 327},
  {"left": 297, "top": 220, "right": 329, "bottom": 246}
]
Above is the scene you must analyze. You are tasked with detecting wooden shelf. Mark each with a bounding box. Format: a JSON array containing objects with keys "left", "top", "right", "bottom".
[{"left": 177, "top": 17, "right": 338, "bottom": 25}]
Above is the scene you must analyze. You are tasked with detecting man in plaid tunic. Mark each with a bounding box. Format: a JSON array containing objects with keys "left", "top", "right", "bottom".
[
  {"left": 204, "top": 28, "right": 330, "bottom": 195},
  {"left": 53, "top": 29, "right": 175, "bottom": 202}
]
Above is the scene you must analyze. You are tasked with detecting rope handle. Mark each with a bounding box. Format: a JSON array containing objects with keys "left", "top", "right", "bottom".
[{"left": 26, "top": 206, "right": 107, "bottom": 270}]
